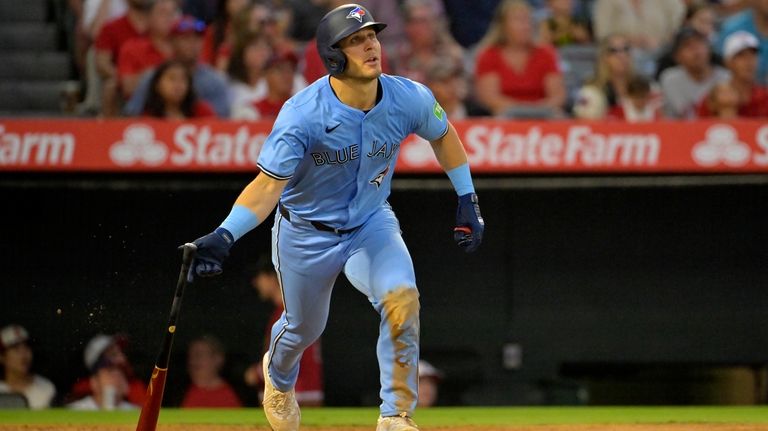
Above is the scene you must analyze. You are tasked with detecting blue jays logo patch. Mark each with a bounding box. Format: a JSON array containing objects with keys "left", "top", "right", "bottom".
[
  {"left": 346, "top": 6, "right": 366, "bottom": 22},
  {"left": 370, "top": 163, "right": 390, "bottom": 188}
]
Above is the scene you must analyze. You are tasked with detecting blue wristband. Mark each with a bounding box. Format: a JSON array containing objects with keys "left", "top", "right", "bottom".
[
  {"left": 219, "top": 204, "right": 260, "bottom": 241},
  {"left": 446, "top": 163, "right": 475, "bottom": 196}
]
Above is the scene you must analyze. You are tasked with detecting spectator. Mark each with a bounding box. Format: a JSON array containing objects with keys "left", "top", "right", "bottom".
[
  {"left": 0, "top": 325, "right": 55, "bottom": 409},
  {"left": 94, "top": 0, "right": 152, "bottom": 116},
  {"left": 593, "top": 0, "right": 685, "bottom": 56},
  {"left": 67, "top": 334, "right": 141, "bottom": 410},
  {"left": 607, "top": 75, "right": 663, "bottom": 122},
  {"left": 537, "top": 0, "right": 592, "bottom": 47},
  {"left": 701, "top": 80, "right": 741, "bottom": 118},
  {"left": 243, "top": 256, "right": 324, "bottom": 407},
  {"left": 143, "top": 60, "right": 217, "bottom": 118},
  {"left": 717, "top": 0, "right": 768, "bottom": 85},
  {"left": 228, "top": 31, "right": 273, "bottom": 118},
  {"left": 423, "top": 58, "right": 489, "bottom": 119},
  {"left": 125, "top": 16, "right": 231, "bottom": 117},
  {"left": 118, "top": 0, "right": 179, "bottom": 98},
  {"left": 67, "top": 334, "right": 146, "bottom": 406},
  {"left": 76, "top": 0, "right": 129, "bottom": 114},
  {"left": 246, "top": 51, "right": 300, "bottom": 120},
  {"left": 201, "top": 0, "right": 250, "bottom": 71},
  {"left": 393, "top": 0, "right": 464, "bottom": 84},
  {"left": 181, "top": 335, "right": 242, "bottom": 408},
  {"left": 700, "top": 31, "right": 768, "bottom": 117},
  {"left": 660, "top": 27, "right": 730, "bottom": 118},
  {"left": 417, "top": 360, "right": 442, "bottom": 408},
  {"left": 655, "top": 3, "right": 722, "bottom": 79},
  {"left": 232, "top": 3, "right": 298, "bottom": 62},
  {"left": 474, "top": 0, "right": 566, "bottom": 117},
  {"left": 573, "top": 33, "right": 647, "bottom": 119}
]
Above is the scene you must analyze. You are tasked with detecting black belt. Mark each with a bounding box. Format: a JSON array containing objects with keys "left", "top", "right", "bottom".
[{"left": 279, "top": 204, "right": 357, "bottom": 235}]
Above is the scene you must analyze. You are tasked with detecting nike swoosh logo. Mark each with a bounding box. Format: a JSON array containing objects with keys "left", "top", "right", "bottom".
[{"left": 325, "top": 123, "right": 341, "bottom": 133}]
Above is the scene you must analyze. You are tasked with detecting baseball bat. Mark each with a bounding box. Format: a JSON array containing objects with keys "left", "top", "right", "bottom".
[{"left": 136, "top": 243, "right": 197, "bottom": 431}]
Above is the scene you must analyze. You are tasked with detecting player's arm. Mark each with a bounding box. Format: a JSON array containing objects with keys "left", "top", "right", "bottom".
[
  {"left": 429, "top": 122, "right": 484, "bottom": 253},
  {"left": 188, "top": 173, "right": 287, "bottom": 280}
]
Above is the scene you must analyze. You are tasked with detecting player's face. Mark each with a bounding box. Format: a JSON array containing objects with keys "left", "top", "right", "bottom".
[{"left": 338, "top": 28, "right": 382, "bottom": 80}]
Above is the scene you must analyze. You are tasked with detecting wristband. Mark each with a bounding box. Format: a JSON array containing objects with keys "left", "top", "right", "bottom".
[
  {"left": 219, "top": 204, "right": 260, "bottom": 241},
  {"left": 446, "top": 163, "right": 475, "bottom": 196}
]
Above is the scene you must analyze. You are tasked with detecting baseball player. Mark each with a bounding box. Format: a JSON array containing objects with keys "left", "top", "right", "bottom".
[{"left": 189, "top": 4, "right": 484, "bottom": 431}]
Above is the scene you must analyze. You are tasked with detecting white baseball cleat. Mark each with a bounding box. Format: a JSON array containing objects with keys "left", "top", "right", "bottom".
[
  {"left": 262, "top": 353, "right": 300, "bottom": 431},
  {"left": 376, "top": 413, "right": 419, "bottom": 431}
]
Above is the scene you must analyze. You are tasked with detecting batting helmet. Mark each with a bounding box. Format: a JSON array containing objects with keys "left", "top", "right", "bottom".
[{"left": 316, "top": 4, "right": 387, "bottom": 75}]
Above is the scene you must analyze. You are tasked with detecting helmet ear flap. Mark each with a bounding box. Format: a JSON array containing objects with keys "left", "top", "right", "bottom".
[{"left": 326, "top": 46, "right": 346, "bottom": 75}]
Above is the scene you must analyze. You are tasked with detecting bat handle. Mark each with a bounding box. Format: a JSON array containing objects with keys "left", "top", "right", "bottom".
[{"left": 179, "top": 243, "right": 197, "bottom": 266}]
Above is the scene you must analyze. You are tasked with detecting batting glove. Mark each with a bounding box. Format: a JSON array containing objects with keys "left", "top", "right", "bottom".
[
  {"left": 188, "top": 227, "right": 233, "bottom": 281},
  {"left": 454, "top": 193, "right": 484, "bottom": 253}
]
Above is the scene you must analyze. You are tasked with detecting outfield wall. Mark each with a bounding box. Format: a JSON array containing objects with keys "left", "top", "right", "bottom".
[{"left": 1, "top": 174, "right": 766, "bottom": 406}]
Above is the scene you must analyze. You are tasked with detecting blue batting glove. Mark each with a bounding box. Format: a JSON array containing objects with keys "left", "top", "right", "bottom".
[
  {"left": 188, "top": 227, "right": 234, "bottom": 282},
  {"left": 454, "top": 193, "right": 484, "bottom": 253}
]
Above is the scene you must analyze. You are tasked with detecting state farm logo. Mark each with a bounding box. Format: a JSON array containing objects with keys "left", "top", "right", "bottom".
[
  {"left": 692, "top": 124, "right": 750, "bottom": 167},
  {"left": 109, "top": 124, "right": 168, "bottom": 166}
]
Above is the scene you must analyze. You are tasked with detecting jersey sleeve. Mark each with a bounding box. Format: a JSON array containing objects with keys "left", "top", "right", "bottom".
[
  {"left": 411, "top": 82, "right": 449, "bottom": 141},
  {"left": 256, "top": 102, "right": 308, "bottom": 180}
]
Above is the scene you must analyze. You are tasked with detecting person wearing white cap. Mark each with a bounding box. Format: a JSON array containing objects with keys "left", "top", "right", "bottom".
[
  {"left": 717, "top": 1, "right": 768, "bottom": 85},
  {"left": 700, "top": 31, "right": 768, "bottom": 118},
  {"left": 67, "top": 334, "right": 146, "bottom": 407},
  {"left": 0, "top": 324, "right": 56, "bottom": 409},
  {"left": 67, "top": 334, "right": 139, "bottom": 411}
]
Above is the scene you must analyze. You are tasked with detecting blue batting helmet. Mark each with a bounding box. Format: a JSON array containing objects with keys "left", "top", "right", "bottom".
[{"left": 316, "top": 4, "right": 387, "bottom": 75}]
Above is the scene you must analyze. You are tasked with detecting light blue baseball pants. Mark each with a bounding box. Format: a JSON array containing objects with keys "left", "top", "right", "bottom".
[{"left": 265, "top": 204, "right": 420, "bottom": 417}]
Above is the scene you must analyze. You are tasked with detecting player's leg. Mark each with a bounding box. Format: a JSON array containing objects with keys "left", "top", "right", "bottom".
[
  {"left": 343, "top": 206, "right": 420, "bottom": 418},
  {"left": 267, "top": 213, "right": 345, "bottom": 391}
]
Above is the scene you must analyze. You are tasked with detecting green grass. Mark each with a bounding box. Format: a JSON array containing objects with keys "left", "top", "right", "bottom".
[{"left": 1, "top": 407, "right": 768, "bottom": 426}]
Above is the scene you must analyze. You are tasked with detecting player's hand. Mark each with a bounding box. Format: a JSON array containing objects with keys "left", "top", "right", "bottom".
[
  {"left": 454, "top": 193, "right": 484, "bottom": 253},
  {"left": 188, "top": 227, "right": 234, "bottom": 281}
]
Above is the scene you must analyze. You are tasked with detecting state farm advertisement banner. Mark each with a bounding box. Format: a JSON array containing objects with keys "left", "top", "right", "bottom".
[{"left": 2, "top": 118, "right": 768, "bottom": 173}]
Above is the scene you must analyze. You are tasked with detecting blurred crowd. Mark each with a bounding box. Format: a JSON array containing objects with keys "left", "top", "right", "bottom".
[
  {"left": 1, "top": 255, "right": 447, "bottom": 409},
  {"left": 62, "top": 0, "right": 768, "bottom": 121}
]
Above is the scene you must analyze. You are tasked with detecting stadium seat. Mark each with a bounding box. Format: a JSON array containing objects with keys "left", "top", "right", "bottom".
[{"left": 0, "top": 0, "right": 75, "bottom": 116}]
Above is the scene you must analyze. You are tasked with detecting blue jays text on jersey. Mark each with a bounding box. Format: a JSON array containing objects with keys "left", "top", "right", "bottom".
[{"left": 256, "top": 73, "right": 448, "bottom": 229}]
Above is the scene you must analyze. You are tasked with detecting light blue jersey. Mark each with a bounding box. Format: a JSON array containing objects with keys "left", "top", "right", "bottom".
[{"left": 257, "top": 74, "right": 448, "bottom": 229}]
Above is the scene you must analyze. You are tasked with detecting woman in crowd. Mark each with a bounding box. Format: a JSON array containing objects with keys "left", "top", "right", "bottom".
[
  {"left": 573, "top": 33, "right": 659, "bottom": 119},
  {"left": 473, "top": 0, "right": 566, "bottom": 117},
  {"left": 227, "top": 31, "right": 273, "bottom": 118},
  {"left": 143, "top": 60, "right": 216, "bottom": 118},
  {"left": 201, "top": 0, "right": 250, "bottom": 71}
]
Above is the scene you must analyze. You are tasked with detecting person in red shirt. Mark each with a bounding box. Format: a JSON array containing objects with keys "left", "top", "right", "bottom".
[
  {"left": 118, "top": 0, "right": 179, "bottom": 98},
  {"left": 473, "top": 0, "right": 566, "bottom": 117},
  {"left": 699, "top": 31, "right": 768, "bottom": 118},
  {"left": 143, "top": 60, "right": 216, "bottom": 118},
  {"left": 94, "top": 0, "right": 151, "bottom": 116},
  {"left": 243, "top": 256, "right": 324, "bottom": 406},
  {"left": 181, "top": 335, "right": 242, "bottom": 408},
  {"left": 250, "top": 51, "right": 299, "bottom": 120}
]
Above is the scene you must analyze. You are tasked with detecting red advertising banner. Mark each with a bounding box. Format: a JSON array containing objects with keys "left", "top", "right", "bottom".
[{"left": 1, "top": 118, "right": 767, "bottom": 173}]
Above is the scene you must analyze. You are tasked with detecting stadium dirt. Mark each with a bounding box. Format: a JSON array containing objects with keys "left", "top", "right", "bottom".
[{"left": 4, "top": 425, "right": 768, "bottom": 431}]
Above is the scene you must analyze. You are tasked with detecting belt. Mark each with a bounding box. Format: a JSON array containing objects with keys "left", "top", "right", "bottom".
[{"left": 278, "top": 204, "right": 357, "bottom": 235}]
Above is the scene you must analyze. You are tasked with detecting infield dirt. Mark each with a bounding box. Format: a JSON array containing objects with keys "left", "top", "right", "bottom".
[{"left": 3, "top": 425, "right": 768, "bottom": 431}]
